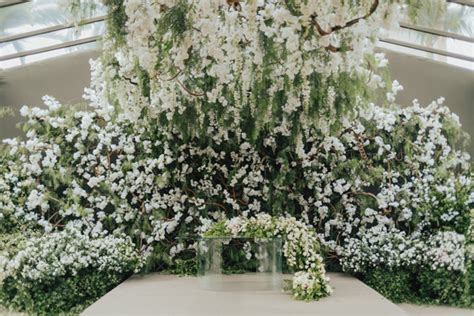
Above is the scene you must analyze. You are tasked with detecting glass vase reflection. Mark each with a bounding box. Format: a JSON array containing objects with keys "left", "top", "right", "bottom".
[{"left": 197, "top": 237, "right": 283, "bottom": 291}]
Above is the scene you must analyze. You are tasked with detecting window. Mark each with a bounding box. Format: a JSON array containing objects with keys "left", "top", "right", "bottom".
[
  {"left": 0, "top": 0, "right": 472, "bottom": 70},
  {"left": 0, "top": 0, "right": 106, "bottom": 69},
  {"left": 380, "top": 0, "right": 474, "bottom": 69}
]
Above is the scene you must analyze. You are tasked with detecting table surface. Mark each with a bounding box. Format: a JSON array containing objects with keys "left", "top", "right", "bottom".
[{"left": 82, "top": 272, "right": 408, "bottom": 316}]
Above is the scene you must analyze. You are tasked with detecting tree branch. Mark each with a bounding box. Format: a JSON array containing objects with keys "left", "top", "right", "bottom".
[
  {"left": 312, "top": 0, "right": 380, "bottom": 36},
  {"left": 325, "top": 44, "right": 353, "bottom": 53},
  {"left": 176, "top": 78, "right": 205, "bottom": 97},
  {"left": 123, "top": 75, "right": 138, "bottom": 86},
  {"left": 226, "top": 0, "right": 241, "bottom": 10}
]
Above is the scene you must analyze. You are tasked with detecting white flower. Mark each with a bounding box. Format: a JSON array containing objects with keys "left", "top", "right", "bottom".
[{"left": 87, "top": 176, "right": 104, "bottom": 188}]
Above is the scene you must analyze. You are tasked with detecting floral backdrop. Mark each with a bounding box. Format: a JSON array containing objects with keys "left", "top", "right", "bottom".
[{"left": 0, "top": 0, "right": 472, "bottom": 314}]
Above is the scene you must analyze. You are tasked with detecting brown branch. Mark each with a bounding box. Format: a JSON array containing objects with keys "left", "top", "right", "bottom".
[
  {"left": 356, "top": 137, "right": 372, "bottom": 168},
  {"left": 346, "top": 127, "right": 373, "bottom": 170},
  {"left": 156, "top": 69, "right": 183, "bottom": 82},
  {"left": 205, "top": 201, "right": 229, "bottom": 212},
  {"left": 122, "top": 75, "right": 138, "bottom": 86},
  {"left": 312, "top": 0, "right": 380, "bottom": 36},
  {"left": 176, "top": 78, "right": 205, "bottom": 97},
  {"left": 156, "top": 70, "right": 205, "bottom": 97},
  {"left": 107, "top": 149, "right": 122, "bottom": 169},
  {"left": 184, "top": 187, "right": 228, "bottom": 212},
  {"left": 325, "top": 44, "right": 353, "bottom": 53},
  {"left": 47, "top": 211, "right": 60, "bottom": 223},
  {"left": 351, "top": 191, "right": 378, "bottom": 200},
  {"left": 226, "top": 0, "right": 241, "bottom": 10}
]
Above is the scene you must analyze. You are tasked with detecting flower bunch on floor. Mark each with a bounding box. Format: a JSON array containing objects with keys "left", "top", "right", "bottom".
[{"left": 204, "top": 214, "right": 332, "bottom": 301}]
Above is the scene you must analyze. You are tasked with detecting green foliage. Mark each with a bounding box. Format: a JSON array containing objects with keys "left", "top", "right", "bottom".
[
  {"left": 169, "top": 258, "right": 198, "bottom": 276},
  {"left": 363, "top": 267, "right": 417, "bottom": 303},
  {"left": 203, "top": 221, "right": 230, "bottom": 238},
  {"left": 0, "top": 1, "right": 471, "bottom": 313},
  {"left": 221, "top": 240, "right": 260, "bottom": 274},
  {"left": 103, "top": 0, "right": 128, "bottom": 46},
  {"left": 0, "top": 230, "right": 141, "bottom": 315},
  {"left": 0, "top": 146, "right": 22, "bottom": 235},
  {"left": 418, "top": 265, "right": 472, "bottom": 307},
  {"left": 362, "top": 265, "right": 473, "bottom": 308},
  {"left": 0, "top": 231, "right": 130, "bottom": 315},
  {"left": 156, "top": 1, "right": 190, "bottom": 38},
  {"left": 0, "top": 271, "right": 124, "bottom": 315},
  {"left": 0, "top": 107, "right": 14, "bottom": 118},
  {"left": 142, "top": 243, "right": 174, "bottom": 273},
  {"left": 0, "top": 233, "right": 26, "bottom": 259},
  {"left": 404, "top": 0, "right": 427, "bottom": 22}
]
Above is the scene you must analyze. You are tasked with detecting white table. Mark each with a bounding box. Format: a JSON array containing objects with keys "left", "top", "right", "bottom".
[{"left": 82, "top": 272, "right": 408, "bottom": 316}]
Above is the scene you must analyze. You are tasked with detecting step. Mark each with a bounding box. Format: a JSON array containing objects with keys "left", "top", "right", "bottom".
[{"left": 82, "top": 272, "right": 408, "bottom": 316}]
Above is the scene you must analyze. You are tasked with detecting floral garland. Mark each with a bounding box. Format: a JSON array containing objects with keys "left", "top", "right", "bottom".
[{"left": 204, "top": 214, "right": 332, "bottom": 301}]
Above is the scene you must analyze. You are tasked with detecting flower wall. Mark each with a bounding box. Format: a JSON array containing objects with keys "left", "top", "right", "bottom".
[{"left": 0, "top": 0, "right": 472, "bottom": 314}]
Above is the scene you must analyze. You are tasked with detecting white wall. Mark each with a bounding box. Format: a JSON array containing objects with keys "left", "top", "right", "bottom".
[
  {"left": 0, "top": 48, "right": 472, "bottom": 155},
  {"left": 0, "top": 50, "right": 100, "bottom": 139},
  {"left": 384, "top": 50, "right": 474, "bottom": 155}
]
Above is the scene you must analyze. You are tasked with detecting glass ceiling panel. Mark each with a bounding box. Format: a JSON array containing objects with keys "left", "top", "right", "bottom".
[
  {"left": 0, "top": 0, "right": 472, "bottom": 70},
  {"left": 0, "top": 20, "right": 105, "bottom": 57},
  {"left": 0, "top": 0, "right": 105, "bottom": 69},
  {"left": 0, "top": 0, "right": 106, "bottom": 38},
  {"left": 387, "top": 27, "right": 473, "bottom": 61},
  {"left": 383, "top": 0, "right": 474, "bottom": 70},
  {"left": 400, "top": 1, "right": 474, "bottom": 38}
]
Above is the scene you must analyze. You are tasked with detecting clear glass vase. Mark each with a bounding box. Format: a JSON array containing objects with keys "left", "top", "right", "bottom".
[{"left": 197, "top": 237, "right": 283, "bottom": 291}]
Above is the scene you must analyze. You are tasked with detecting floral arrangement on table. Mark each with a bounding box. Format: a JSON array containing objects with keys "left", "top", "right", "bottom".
[
  {"left": 0, "top": 0, "right": 472, "bottom": 314},
  {"left": 204, "top": 214, "right": 332, "bottom": 301}
]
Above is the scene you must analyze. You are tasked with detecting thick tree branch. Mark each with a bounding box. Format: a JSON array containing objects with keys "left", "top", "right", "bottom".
[{"left": 312, "top": 0, "right": 380, "bottom": 36}]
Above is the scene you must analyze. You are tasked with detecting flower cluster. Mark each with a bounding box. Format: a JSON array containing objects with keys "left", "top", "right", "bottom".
[
  {"left": 0, "top": 228, "right": 142, "bottom": 314},
  {"left": 425, "top": 231, "right": 466, "bottom": 272},
  {"left": 340, "top": 227, "right": 466, "bottom": 273},
  {"left": 204, "top": 214, "right": 332, "bottom": 301},
  {"left": 0, "top": 93, "right": 471, "bottom": 278},
  {"left": 96, "top": 0, "right": 400, "bottom": 142},
  {"left": 0, "top": 228, "right": 143, "bottom": 284},
  {"left": 292, "top": 271, "right": 330, "bottom": 301}
]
